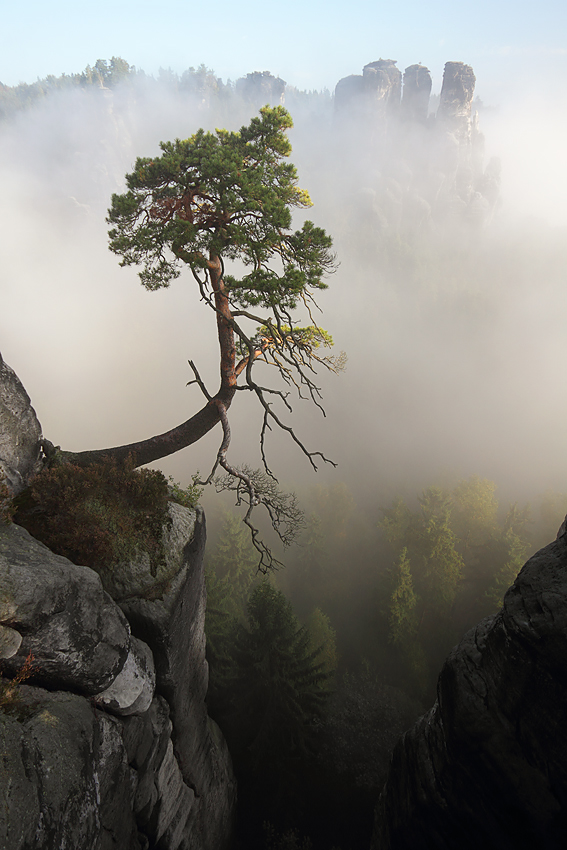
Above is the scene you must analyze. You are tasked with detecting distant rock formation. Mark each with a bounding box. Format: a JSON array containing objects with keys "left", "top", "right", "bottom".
[
  {"left": 437, "top": 61, "right": 476, "bottom": 127},
  {"left": 362, "top": 60, "right": 402, "bottom": 113},
  {"left": 373, "top": 525, "right": 567, "bottom": 849},
  {"left": 401, "top": 65, "right": 432, "bottom": 123},
  {"left": 0, "top": 356, "right": 236, "bottom": 850},
  {"left": 335, "top": 59, "right": 401, "bottom": 120},
  {"left": 236, "top": 71, "right": 286, "bottom": 105},
  {"left": 333, "top": 59, "right": 500, "bottom": 231},
  {"left": 334, "top": 58, "right": 475, "bottom": 131}
]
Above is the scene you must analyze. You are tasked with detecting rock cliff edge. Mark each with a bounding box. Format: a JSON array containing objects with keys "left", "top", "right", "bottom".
[{"left": 0, "top": 355, "right": 236, "bottom": 850}]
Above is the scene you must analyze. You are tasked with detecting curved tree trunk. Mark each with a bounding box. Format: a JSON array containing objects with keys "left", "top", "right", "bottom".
[{"left": 67, "top": 255, "right": 237, "bottom": 469}]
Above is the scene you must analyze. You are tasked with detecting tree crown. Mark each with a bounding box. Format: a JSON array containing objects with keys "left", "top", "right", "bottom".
[{"left": 107, "top": 105, "right": 335, "bottom": 310}]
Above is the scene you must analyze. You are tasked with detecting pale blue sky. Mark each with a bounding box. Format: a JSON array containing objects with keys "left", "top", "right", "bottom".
[{"left": 2, "top": 0, "right": 566, "bottom": 101}]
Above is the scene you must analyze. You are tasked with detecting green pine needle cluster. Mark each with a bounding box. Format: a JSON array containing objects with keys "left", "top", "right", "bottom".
[{"left": 107, "top": 106, "right": 335, "bottom": 309}]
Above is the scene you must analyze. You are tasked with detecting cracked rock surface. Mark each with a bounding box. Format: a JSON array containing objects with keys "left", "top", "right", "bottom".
[
  {"left": 0, "top": 511, "right": 235, "bottom": 850},
  {"left": 0, "top": 353, "right": 43, "bottom": 495},
  {"left": 0, "top": 357, "right": 236, "bottom": 850},
  {"left": 0, "top": 523, "right": 131, "bottom": 692}
]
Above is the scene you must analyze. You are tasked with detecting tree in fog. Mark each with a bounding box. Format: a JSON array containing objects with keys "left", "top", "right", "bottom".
[
  {"left": 388, "top": 548, "right": 418, "bottom": 648},
  {"left": 204, "top": 511, "right": 261, "bottom": 711},
  {"left": 305, "top": 607, "right": 338, "bottom": 683},
  {"left": 222, "top": 583, "right": 330, "bottom": 776},
  {"left": 382, "top": 488, "right": 464, "bottom": 621},
  {"left": 380, "top": 487, "right": 464, "bottom": 690},
  {"left": 378, "top": 476, "right": 534, "bottom": 692},
  {"left": 207, "top": 511, "right": 259, "bottom": 611},
  {"left": 51, "top": 106, "right": 340, "bottom": 567}
]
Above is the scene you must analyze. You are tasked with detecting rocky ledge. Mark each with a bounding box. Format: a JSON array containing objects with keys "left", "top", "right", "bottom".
[
  {"left": 0, "top": 507, "right": 236, "bottom": 850},
  {"left": 0, "top": 353, "right": 236, "bottom": 850}
]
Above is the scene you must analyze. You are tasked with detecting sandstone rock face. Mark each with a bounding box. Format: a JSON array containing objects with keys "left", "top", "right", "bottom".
[
  {"left": 120, "top": 508, "right": 236, "bottom": 850},
  {"left": 93, "top": 635, "right": 156, "bottom": 716},
  {"left": 401, "top": 64, "right": 432, "bottom": 123},
  {"left": 0, "top": 353, "right": 43, "bottom": 495},
  {"left": 335, "top": 59, "right": 401, "bottom": 118},
  {"left": 0, "top": 511, "right": 235, "bottom": 850},
  {"left": 333, "top": 59, "right": 499, "bottom": 230},
  {"left": 363, "top": 60, "right": 402, "bottom": 112},
  {"left": 236, "top": 70, "right": 286, "bottom": 105},
  {"left": 0, "top": 686, "right": 139, "bottom": 850},
  {"left": 334, "top": 73, "right": 366, "bottom": 112},
  {"left": 0, "top": 685, "right": 204, "bottom": 850},
  {"left": 95, "top": 501, "right": 197, "bottom": 602},
  {"left": 0, "top": 523, "right": 131, "bottom": 692},
  {"left": 438, "top": 61, "right": 476, "bottom": 126},
  {"left": 123, "top": 695, "right": 199, "bottom": 850},
  {"left": 373, "top": 525, "right": 567, "bottom": 849},
  {"left": 0, "top": 359, "right": 235, "bottom": 849}
]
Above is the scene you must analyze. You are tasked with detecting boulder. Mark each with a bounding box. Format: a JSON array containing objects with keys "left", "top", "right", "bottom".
[
  {"left": 0, "top": 686, "right": 140, "bottom": 850},
  {"left": 0, "top": 522, "right": 130, "bottom": 693},
  {"left": 94, "top": 635, "right": 156, "bottom": 716},
  {"left": 373, "top": 522, "right": 567, "bottom": 849},
  {"left": 0, "top": 353, "right": 43, "bottom": 495},
  {"left": 0, "top": 624, "right": 21, "bottom": 658},
  {"left": 95, "top": 501, "right": 198, "bottom": 602}
]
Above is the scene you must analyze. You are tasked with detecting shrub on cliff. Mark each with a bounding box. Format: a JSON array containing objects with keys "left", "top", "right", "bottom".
[{"left": 15, "top": 456, "right": 175, "bottom": 573}]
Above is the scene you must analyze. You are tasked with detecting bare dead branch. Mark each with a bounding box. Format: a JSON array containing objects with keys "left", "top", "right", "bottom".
[
  {"left": 252, "top": 384, "right": 336, "bottom": 472},
  {"left": 214, "top": 462, "right": 305, "bottom": 573},
  {"left": 186, "top": 360, "right": 213, "bottom": 401}
]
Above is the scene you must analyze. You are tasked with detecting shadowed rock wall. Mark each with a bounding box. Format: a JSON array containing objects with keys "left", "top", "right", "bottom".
[{"left": 373, "top": 524, "right": 567, "bottom": 850}]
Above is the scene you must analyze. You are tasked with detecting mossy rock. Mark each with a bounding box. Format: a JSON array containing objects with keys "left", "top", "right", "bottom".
[{"left": 95, "top": 501, "right": 197, "bottom": 601}]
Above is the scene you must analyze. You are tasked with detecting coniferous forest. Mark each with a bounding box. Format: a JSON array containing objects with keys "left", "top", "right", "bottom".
[{"left": 203, "top": 476, "right": 566, "bottom": 848}]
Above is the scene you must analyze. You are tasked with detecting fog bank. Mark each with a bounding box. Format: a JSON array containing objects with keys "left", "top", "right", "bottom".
[{"left": 2, "top": 60, "right": 567, "bottom": 517}]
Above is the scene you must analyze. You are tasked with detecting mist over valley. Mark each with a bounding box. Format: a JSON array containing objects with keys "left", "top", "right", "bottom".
[
  {"left": 2, "top": 54, "right": 567, "bottom": 849},
  {"left": 2, "top": 59, "right": 566, "bottom": 511}
]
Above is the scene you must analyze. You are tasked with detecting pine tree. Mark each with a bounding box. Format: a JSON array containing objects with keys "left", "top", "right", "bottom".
[
  {"left": 387, "top": 548, "right": 428, "bottom": 693},
  {"left": 388, "top": 548, "right": 417, "bottom": 647},
  {"left": 305, "top": 608, "right": 338, "bottom": 684},
  {"left": 417, "top": 488, "right": 464, "bottom": 615},
  {"left": 207, "top": 511, "right": 259, "bottom": 617},
  {"left": 484, "top": 504, "right": 531, "bottom": 608},
  {"left": 229, "top": 583, "right": 330, "bottom": 776},
  {"left": 204, "top": 511, "right": 260, "bottom": 714}
]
